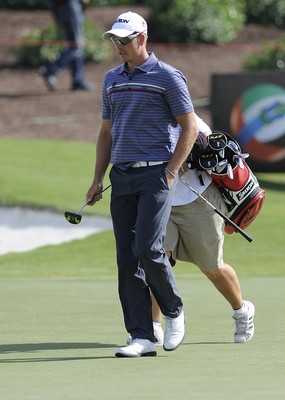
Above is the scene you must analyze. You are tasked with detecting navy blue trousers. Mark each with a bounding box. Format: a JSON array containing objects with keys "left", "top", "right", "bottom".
[{"left": 110, "top": 164, "right": 183, "bottom": 342}]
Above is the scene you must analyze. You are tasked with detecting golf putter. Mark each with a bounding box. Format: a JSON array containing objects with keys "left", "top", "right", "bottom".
[{"left": 64, "top": 184, "right": 111, "bottom": 225}]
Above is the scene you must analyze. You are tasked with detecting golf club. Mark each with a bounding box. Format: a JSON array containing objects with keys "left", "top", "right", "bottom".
[
  {"left": 64, "top": 184, "right": 111, "bottom": 225},
  {"left": 233, "top": 155, "right": 245, "bottom": 169},
  {"left": 179, "top": 177, "right": 253, "bottom": 242},
  {"left": 215, "top": 159, "right": 228, "bottom": 174},
  {"left": 227, "top": 162, "right": 234, "bottom": 179}
]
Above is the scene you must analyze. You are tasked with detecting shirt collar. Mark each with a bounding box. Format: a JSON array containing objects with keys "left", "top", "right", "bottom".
[{"left": 118, "top": 52, "right": 158, "bottom": 75}]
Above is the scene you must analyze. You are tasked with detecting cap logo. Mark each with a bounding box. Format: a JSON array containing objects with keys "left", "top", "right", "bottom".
[{"left": 115, "top": 18, "right": 130, "bottom": 24}]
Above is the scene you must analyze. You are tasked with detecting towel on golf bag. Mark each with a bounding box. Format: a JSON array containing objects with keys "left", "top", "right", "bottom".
[{"left": 186, "top": 131, "right": 265, "bottom": 234}]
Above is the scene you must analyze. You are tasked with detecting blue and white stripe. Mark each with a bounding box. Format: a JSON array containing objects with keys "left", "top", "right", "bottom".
[{"left": 102, "top": 52, "right": 194, "bottom": 164}]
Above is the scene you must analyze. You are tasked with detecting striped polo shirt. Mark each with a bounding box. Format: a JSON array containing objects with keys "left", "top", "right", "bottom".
[{"left": 102, "top": 52, "right": 194, "bottom": 164}]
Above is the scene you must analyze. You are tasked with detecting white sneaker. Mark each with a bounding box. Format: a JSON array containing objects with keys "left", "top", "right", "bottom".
[
  {"left": 126, "top": 322, "right": 164, "bottom": 346},
  {"left": 115, "top": 339, "right": 157, "bottom": 358},
  {"left": 163, "top": 310, "right": 185, "bottom": 351},
  {"left": 233, "top": 301, "right": 255, "bottom": 343}
]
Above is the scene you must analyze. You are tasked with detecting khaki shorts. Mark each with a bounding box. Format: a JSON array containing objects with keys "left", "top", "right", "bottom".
[{"left": 164, "top": 184, "right": 227, "bottom": 272}]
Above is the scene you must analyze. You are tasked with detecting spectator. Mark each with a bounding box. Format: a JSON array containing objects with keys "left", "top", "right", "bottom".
[{"left": 39, "top": 0, "right": 95, "bottom": 91}]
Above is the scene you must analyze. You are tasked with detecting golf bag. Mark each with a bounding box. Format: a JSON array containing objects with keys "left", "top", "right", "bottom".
[{"left": 187, "top": 131, "right": 265, "bottom": 234}]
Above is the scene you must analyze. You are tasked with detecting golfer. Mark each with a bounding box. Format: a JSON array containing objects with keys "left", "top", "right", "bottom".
[{"left": 86, "top": 11, "right": 198, "bottom": 357}]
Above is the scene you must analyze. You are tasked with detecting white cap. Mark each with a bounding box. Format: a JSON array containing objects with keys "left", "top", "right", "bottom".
[{"left": 102, "top": 11, "right": 147, "bottom": 39}]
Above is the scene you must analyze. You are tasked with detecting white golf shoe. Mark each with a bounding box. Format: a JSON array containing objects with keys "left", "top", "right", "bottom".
[
  {"left": 115, "top": 339, "right": 157, "bottom": 358},
  {"left": 233, "top": 301, "right": 255, "bottom": 343},
  {"left": 163, "top": 310, "right": 185, "bottom": 351},
  {"left": 126, "top": 322, "right": 164, "bottom": 346}
]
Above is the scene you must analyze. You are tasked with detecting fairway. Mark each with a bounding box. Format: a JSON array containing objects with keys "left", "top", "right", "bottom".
[
  {"left": 1, "top": 276, "right": 284, "bottom": 400},
  {"left": 1, "top": 139, "right": 285, "bottom": 399}
]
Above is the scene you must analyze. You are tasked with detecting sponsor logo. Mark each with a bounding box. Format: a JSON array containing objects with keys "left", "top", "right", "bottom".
[
  {"left": 210, "top": 134, "right": 223, "bottom": 140},
  {"left": 115, "top": 18, "right": 130, "bottom": 24},
  {"left": 237, "top": 180, "right": 254, "bottom": 201}
]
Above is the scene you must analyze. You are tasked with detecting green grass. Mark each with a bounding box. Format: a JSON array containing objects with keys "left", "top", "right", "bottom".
[
  {"left": 0, "top": 138, "right": 111, "bottom": 216},
  {"left": 0, "top": 139, "right": 284, "bottom": 279},
  {"left": 0, "top": 276, "right": 284, "bottom": 399},
  {"left": 1, "top": 138, "right": 285, "bottom": 399},
  {"left": 0, "top": 230, "right": 117, "bottom": 278}
]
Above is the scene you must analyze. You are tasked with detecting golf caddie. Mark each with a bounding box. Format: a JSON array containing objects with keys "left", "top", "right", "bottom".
[{"left": 86, "top": 11, "right": 198, "bottom": 357}]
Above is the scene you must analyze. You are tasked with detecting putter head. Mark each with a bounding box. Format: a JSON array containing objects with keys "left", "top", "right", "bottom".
[{"left": 64, "top": 211, "right": 82, "bottom": 225}]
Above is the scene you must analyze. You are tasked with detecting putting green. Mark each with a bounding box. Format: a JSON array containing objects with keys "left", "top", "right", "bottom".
[{"left": 0, "top": 276, "right": 284, "bottom": 399}]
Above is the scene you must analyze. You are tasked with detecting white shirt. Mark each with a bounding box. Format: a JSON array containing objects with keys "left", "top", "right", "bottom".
[{"left": 172, "top": 115, "right": 212, "bottom": 206}]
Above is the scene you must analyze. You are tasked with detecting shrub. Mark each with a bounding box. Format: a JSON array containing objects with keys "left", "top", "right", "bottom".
[
  {"left": 0, "top": 0, "right": 48, "bottom": 9},
  {"left": 145, "top": 0, "right": 246, "bottom": 44},
  {"left": 11, "top": 19, "right": 111, "bottom": 67},
  {"left": 242, "top": 38, "right": 285, "bottom": 71},
  {"left": 246, "top": 0, "right": 285, "bottom": 26}
]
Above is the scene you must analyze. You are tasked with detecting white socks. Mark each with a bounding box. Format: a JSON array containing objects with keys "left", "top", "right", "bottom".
[{"left": 233, "top": 302, "right": 246, "bottom": 314}]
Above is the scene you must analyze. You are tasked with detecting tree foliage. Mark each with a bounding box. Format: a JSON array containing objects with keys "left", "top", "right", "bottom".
[
  {"left": 145, "top": 0, "right": 246, "bottom": 44},
  {"left": 246, "top": 0, "right": 285, "bottom": 26},
  {"left": 243, "top": 38, "right": 285, "bottom": 71},
  {"left": 2, "top": 0, "right": 285, "bottom": 46}
]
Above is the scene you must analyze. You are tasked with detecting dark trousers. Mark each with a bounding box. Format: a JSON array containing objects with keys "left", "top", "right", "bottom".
[{"left": 110, "top": 164, "right": 183, "bottom": 342}]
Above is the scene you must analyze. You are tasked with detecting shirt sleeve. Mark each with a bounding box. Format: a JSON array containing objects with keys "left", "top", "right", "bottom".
[
  {"left": 196, "top": 115, "right": 211, "bottom": 134},
  {"left": 164, "top": 70, "right": 194, "bottom": 116}
]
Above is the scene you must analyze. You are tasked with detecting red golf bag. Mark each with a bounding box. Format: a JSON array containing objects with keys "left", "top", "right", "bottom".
[
  {"left": 188, "top": 131, "right": 265, "bottom": 234},
  {"left": 210, "top": 159, "right": 265, "bottom": 234}
]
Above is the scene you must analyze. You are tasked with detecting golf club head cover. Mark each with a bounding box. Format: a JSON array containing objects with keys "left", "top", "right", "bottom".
[
  {"left": 199, "top": 152, "right": 218, "bottom": 170},
  {"left": 208, "top": 131, "right": 228, "bottom": 151},
  {"left": 186, "top": 131, "right": 209, "bottom": 169},
  {"left": 187, "top": 131, "right": 229, "bottom": 171}
]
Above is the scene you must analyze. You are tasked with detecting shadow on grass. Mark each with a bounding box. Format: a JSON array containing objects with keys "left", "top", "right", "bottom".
[
  {"left": 0, "top": 341, "right": 233, "bottom": 355},
  {"left": 0, "top": 355, "right": 116, "bottom": 363},
  {"left": 0, "top": 341, "right": 234, "bottom": 363},
  {"left": 0, "top": 342, "right": 118, "bottom": 363},
  {"left": 0, "top": 342, "right": 116, "bottom": 354},
  {"left": 0, "top": 342, "right": 169, "bottom": 363}
]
